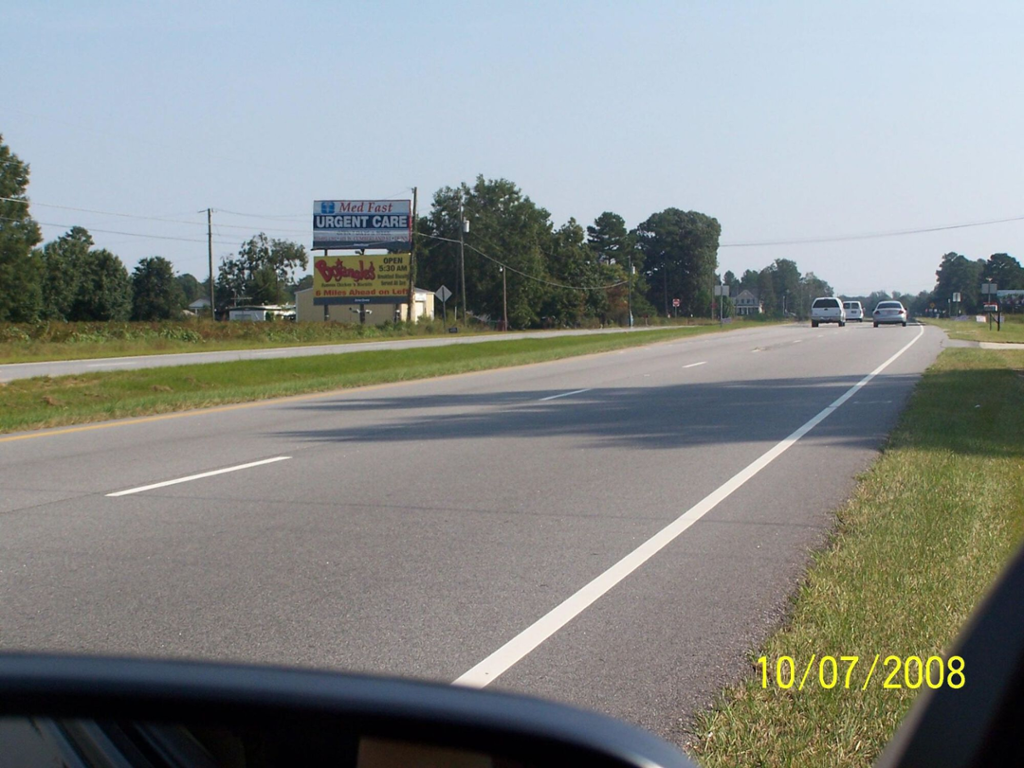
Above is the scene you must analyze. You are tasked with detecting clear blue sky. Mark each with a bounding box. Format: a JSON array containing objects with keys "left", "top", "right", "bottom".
[{"left": 3, "top": 0, "right": 1022, "bottom": 296}]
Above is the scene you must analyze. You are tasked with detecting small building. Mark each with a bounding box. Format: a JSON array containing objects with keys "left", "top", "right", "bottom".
[
  {"left": 294, "top": 288, "right": 435, "bottom": 325},
  {"left": 734, "top": 289, "right": 763, "bottom": 316},
  {"left": 188, "top": 297, "right": 212, "bottom": 316},
  {"left": 227, "top": 304, "right": 296, "bottom": 321}
]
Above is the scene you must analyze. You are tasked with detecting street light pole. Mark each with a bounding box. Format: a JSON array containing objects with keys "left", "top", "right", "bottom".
[{"left": 459, "top": 196, "right": 468, "bottom": 325}]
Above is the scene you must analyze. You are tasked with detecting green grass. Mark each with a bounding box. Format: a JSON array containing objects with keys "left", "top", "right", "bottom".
[
  {"left": 0, "top": 317, "right": 758, "bottom": 364},
  {"left": 690, "top": 348, "right": 1024, "bottom": 768},
  {"left": 921, "top": 314, "right": 1024, "bottom": 343},
  {"left": 0, "top": 326, "right": 732, "bottom": 434}
]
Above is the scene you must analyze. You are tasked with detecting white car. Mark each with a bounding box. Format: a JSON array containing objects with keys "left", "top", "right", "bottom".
[
  {"left": 810, "top": 296, "right": 846, "bottom": 327},
  {"left": 842, "top": 300, "right": 864, "bottom": 322},
  {"left": 872, "top": 300, "right": 908, "bottom": 327}
]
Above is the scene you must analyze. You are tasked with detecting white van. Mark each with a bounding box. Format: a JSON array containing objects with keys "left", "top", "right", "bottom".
[{"left": 842, "top": 300, "right": 864, "bottom": 322}]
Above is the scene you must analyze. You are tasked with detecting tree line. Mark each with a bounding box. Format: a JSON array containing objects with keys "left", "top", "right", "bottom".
[{"left": 5, "top": 134, "right": 853, "bottom": 327}]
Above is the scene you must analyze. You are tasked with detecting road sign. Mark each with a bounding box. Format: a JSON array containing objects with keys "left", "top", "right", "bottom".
[
  {"left": 435, "top": 285, "right": 452, "bottom": 302},
  {"left": 713, "top": 285, "right": 729, "bottom": 297},
  {"left": 982, "top": 283, "right": 997, "bottom": 295},
  {"left": 952, "top": 292, "right": 961, "bottom": 303},
  {"left": 672, "top": 298, "right": 680, "bottom": 307}
]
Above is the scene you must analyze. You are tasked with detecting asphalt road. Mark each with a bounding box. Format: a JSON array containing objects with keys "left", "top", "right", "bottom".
[
  {"left": 0, "top": 325, "right": 679, "bottom": 382},
  {"left": 0, "top": 322, "right": 945, "bottom": 746}
]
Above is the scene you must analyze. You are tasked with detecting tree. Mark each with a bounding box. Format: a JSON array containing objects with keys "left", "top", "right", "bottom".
[
  {"left": 420, "top": 178, "right": 553, "bottom": 328},
  {"left": 176, "top": 273, "right": 204, "bottom": 304},
  {"left": 635, "top": 208, "right": 720, "bottom": 317},
  {"left": 132, "top": 257, "right": 185, "bottom": 320},
  {"left": 0, "top": 135, "right": 43, "bottom": 321},
  {"left": 39, "top": 227, "right": 94, "bottom": 320},
  {"left": 587, "top": 212, "right": 631, "bottom": 265},
  {"left": 984, "top": 253, "right": 1023, "bottom": 291},
  {"left": 72, "top": 248, "right": 132, "bottom": 321},
  {"left": 934, "top": 252, "right": 984, "bottom": 312},
  {"left": 217, "top": 233, "right": 308, "bottom": 307}
]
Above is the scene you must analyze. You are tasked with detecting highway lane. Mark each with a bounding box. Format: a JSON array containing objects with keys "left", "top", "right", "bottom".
[
  {"left": 0, "top": 322, "right": 945, "bottom": 745},
  {"left": 0, "top": 325, "right": 683, "bottom": 382}
]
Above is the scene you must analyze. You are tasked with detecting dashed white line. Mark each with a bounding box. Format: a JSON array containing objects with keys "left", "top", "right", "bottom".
[
  {"left": 538, "top": 388, "right": 592, "bottom": 402},
  {"left": 107, "top": 456, "right": 292, "bottom": 497},
  {"left": 792, "top": 339, "right": 803, "bottom": 344},
  {"left": 683, "top": 362, "right": 707, "bottom": 368},
  {"left": 453, "top": 326, "right": 925, "bottom": 689}
]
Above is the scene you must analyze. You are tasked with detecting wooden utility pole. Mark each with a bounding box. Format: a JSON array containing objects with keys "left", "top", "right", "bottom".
[
  {"left": 206, "top": 208, "right": 215, "bottom": 320},
  {"left": 406, "top": 187, "right": 418, "bottom": 323}
]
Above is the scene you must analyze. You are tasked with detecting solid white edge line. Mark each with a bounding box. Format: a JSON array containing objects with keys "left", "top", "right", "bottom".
[
  {"left": 538, "top": 388, "right": 592, "bottom": 402},
  {"left": 453, "top": 325, "right": 925, "bottom": 688},
  {"left": 106, "top": 456, "right": 292, "bottom": 497},
  {"left": 683, "top": 362, "right": 707, "bottom": 368}
]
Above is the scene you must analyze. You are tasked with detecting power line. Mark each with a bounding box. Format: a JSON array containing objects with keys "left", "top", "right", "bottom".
[
  {"left": 721, "top": 214, "right": 1024, "bottom": 247},
  {"left": 0, "top": 197, "right": 311, "bottom": 235},
  {"left": 0, "top": 216, "right": 239, "bottom": 246},
  {"left": 425, "top": 234, "right": 627, "bottom": 292}
]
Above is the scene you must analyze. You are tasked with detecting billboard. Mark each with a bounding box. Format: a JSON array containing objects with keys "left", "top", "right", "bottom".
[
  {"left": 313, "top": 200, "right": 411, "bottom": 251},
  {"left": 313, "top": 253, "right": 411, "bottom": 305}
]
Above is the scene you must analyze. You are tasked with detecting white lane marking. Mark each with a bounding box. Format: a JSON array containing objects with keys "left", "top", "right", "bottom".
[
  {"left": 454, "top": 326, "right": 925, "bottom": 688},
  {"left": 538, "top": 389, "right": 592, "bottom": 402},
  {"left": 792, "top": 339, "right": 803, "bottom": 344},
  {"left": 683, "top": 362, "right": 707, "bottom": 368},
  {"left": 107, "top": 456, "right": 292, "bottom": 497}
]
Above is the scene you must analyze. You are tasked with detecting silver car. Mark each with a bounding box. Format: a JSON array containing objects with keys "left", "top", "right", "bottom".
[{"left": 872, "top": 300, "right": 908, "bottom": 327}]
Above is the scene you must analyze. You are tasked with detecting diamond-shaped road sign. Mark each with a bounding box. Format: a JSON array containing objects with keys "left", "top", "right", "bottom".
[{"left": 435, "top": 285, "right": 452, "bottom": 302}]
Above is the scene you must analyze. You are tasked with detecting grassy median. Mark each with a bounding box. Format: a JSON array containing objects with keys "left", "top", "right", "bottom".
[
  {"left": 0, "top": 326, "right": 722, "bottom": 434},
  {"left": 0, "top": 317, "right": 744, "bottom": 364},
  {"left": 690, "top": 347, "right": 1024, "bottom": 767}
]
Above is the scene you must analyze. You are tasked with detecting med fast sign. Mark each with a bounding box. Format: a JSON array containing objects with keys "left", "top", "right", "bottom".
[{"left": 313, "top": 200, "right": 412, "bottom": 251}]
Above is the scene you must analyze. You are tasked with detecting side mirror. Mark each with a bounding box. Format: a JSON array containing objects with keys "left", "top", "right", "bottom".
[
  {"left": 0, "top": 654, "right": 694, "bottom": 768},
  {"left": 875, "top": 543, "right": 1024, "bottom": 767}
]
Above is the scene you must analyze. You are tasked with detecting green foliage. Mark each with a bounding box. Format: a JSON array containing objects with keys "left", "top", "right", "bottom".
[
  {"left": 217, "top": 233, "right": 308, "bottom": 307},
  {"left": 37, "top": 227, "right": 132, "bottom": 321},
  {"left": 176, "top": 273, "right": 204, "bottom": 304},
  {"left": 132, "top": 257, "right": 186, "bottom": 320},
  {"left": 635, "top": 208, "right": 721, "bottom": 318},
  {"left": 0, "top": 135, "right": 43, "bottom": 321},
  {"left": 934, "top": 252, "right": 984, "bottom": 312},
  {"left": 73, "top": 247, "right": 132, "bottom": 321},
  {"left": 984, "top": 252, "right": 1023, "bottom": 291}
]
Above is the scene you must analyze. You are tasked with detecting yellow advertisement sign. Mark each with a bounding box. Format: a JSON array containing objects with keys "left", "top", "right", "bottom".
[{"left": 312, "top": 253, "right": 410, "bottom": 304}]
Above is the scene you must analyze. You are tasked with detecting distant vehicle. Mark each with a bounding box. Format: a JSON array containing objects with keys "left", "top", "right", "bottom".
[
  {"left": 842, "top": 300, "right": 864, "bottom": 322},
  {"left": 872, "top": 300, "right": 908, "bottom": 327},
  {"left": 810, "top": 297, "right": 846, "bottom": 327}
]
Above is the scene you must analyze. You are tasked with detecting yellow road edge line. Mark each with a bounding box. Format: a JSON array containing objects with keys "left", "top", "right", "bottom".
[{"left": 0, "top": 329, "right": 707, "bottom": 443}]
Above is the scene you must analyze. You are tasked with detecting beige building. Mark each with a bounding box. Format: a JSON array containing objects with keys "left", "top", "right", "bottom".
[{"left": 295, "top": 287, "right": 435, "bottom": 325}]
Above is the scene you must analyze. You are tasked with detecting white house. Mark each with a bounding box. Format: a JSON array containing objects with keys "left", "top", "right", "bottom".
[{"left": 734, "top": 289, "right": 763, "bottom": 316}]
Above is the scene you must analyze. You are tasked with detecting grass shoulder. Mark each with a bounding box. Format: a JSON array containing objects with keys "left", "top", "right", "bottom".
[
  {"left": 921, "top": 314, "right": 1024, "bottom": 343},
  {"left": 689, "top": 347, "right": 1024, "bottom": 767}
]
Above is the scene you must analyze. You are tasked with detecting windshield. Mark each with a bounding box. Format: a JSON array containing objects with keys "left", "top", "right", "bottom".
[{"left": 2, "top": 5, "right": 1022, "bottom": 768}]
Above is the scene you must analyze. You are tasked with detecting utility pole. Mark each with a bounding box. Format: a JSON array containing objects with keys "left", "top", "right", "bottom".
[
  {"left": 406, "top": 187, "right": 418, "bottom": 323},
  {"left": 459, "top": 195, "right": 468, "bottom": 325},
  {"left": 500, "top": 266, "right": 508, "bottom": 331},
  {"left": 206, "top": 208, "right": 215, "bottom": 320},
  {"left": 627, "top": 250, "right": 634, "bottom": 327}
]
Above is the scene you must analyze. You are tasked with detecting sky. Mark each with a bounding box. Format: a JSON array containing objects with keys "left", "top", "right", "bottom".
[{"left": 3, "top": 0, "right": 1022, "bottom": 296}]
